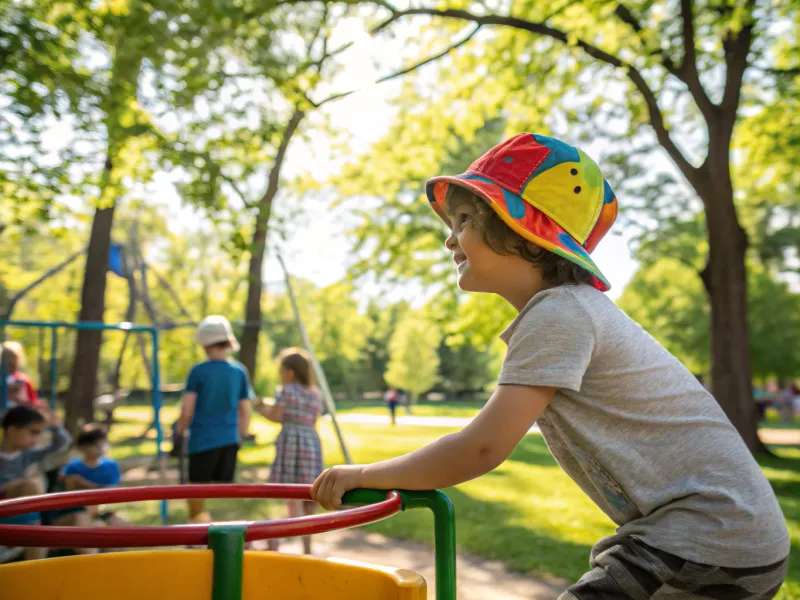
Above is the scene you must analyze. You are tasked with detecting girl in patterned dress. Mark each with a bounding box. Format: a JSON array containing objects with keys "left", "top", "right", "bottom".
[{"left": 256, "top": 347, "right": 324, "bottom": 554}]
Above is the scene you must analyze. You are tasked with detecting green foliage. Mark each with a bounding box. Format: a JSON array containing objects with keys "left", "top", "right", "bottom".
[
  {"left": 385, "top": 311, "right": 442, "bottom": 396},
  {"left": 618, "top": 259, "right": 800, "bottom": 380},
  {"left": 437, "top": 338, "right": 495, "bottom": 393}
]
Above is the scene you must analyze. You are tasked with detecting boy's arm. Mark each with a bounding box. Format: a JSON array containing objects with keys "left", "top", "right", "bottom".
[
  {"left": 26, "top": 412, "right": 71, "bottom": 463},
  {"left": 312, "top": 384, "right": 554, "bottom": 510},
  {"left": 62, "top": 474, "right": 102, "bottom": 490},
  {"left": 175, "top": 392, "right": 197, "bottom": 435}
]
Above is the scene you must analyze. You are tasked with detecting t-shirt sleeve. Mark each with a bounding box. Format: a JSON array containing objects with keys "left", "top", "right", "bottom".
[
  {"left": 99, "top": 461, "right": 121, "bottom": 486},
  {"left": 61, "top": 459, "right": 79, "bottom": 476},
  {"left": 498, "top": 292, "right": 596, "bottom": 392},
  {"left": 185, "top": 366, "right": 200, "bottom": 394}
]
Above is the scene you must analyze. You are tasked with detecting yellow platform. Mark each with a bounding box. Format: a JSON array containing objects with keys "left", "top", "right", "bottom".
[{"left": 0, "top": 550, "right": 427, "bottom": 599}]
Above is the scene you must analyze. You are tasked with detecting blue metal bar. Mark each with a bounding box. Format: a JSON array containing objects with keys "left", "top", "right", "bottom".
[
  {"left": 49, "top": 327, "right": 58, "bottom": 411},
  {"left": 0, "top": 320, "right": 155, "bottom": 333},
  {"left": 151, "top": 329, "right": 167, "bottom": 524},
  {"left": 1, "top": 329, "right": 6, "bottom": 412}
]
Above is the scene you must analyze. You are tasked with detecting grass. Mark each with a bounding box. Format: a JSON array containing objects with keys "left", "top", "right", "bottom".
[
  {"left": 336, "top": 401, "right": 483, "bottom": 419},
  {"left": 107, "top": 404, "right": 799, "bottom": 598}
]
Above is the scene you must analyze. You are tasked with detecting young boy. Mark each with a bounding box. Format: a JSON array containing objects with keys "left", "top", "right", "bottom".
[
  {"left": 58, "top": 426, "right": 128, "bottom": 527},
  {"left": 312, "top": 134, "right": 789, "bottom": 598},
  {"left": 176, "top": 315, "right": 252, "bottom": 523},
  {"left": 0, "top": 405, "right": 83, "bottom": 560}
]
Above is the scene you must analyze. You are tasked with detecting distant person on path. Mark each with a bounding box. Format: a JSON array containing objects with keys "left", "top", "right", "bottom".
[
  {"left": 312, "top": 134, "right": 789, "bottom": 598},
  {"left": 753, "top": 386, "right": 774, "bottom": 422},
  {"left": 2, "top": 341, "right": 45, "bottom": 409},
  {"left": 256, "top": 348, "right": 323, "bottom": 554},
  {"left": 384, "top": 388, "right": 399, "bottom": 425},
  {"left": 175, "top": 316, "right": 252, "bottom": 524},
  {"left": 778, "top": 383, "right": 795, "bottom": 422}
]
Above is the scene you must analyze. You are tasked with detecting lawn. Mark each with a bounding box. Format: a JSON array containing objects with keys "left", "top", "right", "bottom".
[
  {"left": 336, "top": 401, "right": 484, "bottom": 419},
  {"left": 108, "top": 404, "right": 800, "bottom": 599}
]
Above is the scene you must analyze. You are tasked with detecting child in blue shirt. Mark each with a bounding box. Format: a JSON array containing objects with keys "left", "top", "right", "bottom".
[
  {"left": 176, "top": 315, "right": 252, "bottom": 524},
  {"left": 57, "top": 426, "right": 129, "bottom": 527},
  {"left": 61, "top": 427, "right": 120, "bottom": 489}
]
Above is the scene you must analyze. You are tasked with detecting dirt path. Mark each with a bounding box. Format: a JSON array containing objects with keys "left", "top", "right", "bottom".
[
  {"left": 120, "top": 464, "right": 567, "bottom": 598},
  {"left": 252, "top": 530, "right": 567, "bottom": 600}
]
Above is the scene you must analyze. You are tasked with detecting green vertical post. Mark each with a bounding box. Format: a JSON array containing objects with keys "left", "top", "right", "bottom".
[
  {"left": 343, "top": 489, "right": 457, "bottom": 600},
  {"left": 208, "top": 524, "right": 246, "bottom": 600}
]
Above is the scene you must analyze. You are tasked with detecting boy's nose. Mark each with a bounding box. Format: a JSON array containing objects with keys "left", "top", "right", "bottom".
[{"left": 445, "top": 232, "right": 457, "bottom": 251}]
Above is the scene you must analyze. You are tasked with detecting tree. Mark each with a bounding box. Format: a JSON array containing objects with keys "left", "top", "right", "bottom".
[
  {"left": 332, "top": 0, "right": 798, "bottom": 450},
  {"left": 618, "top": 259, "right": 800, "bottom": 382},
  {"left": 0, "top": 0, "right": 90, "bottom": 238},
  {"left": 163, "top": 4, "right": 363, "bottom": 382},
  {"left": 385, "top": 312, "right": 441, "bottom": 402}
]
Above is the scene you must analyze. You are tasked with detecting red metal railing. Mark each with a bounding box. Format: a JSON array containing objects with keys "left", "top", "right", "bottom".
[{"left": 0, "top": 484, "right": 403, "bottom": 548}]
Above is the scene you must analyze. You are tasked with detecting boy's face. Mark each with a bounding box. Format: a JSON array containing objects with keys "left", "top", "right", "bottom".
[
  {"left": 445, "top": 202, "right": 518, "bottom": 293},
  {"left": 79, "top": 442, "right": 106, "bottom": 461},
  {"left": 6, "top": 422, "right": 44, "bottom": 451}
]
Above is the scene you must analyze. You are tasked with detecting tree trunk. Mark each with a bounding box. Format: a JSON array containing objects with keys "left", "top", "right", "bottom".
[
  {"left": 238, "top": 109, "right": 305, "bottom": 378},
  {"left": 698, "top": 140, "right": 764, "bottom": 453},
  {"left": 65, "top": 202, "right": 116, "bottom": 433}
]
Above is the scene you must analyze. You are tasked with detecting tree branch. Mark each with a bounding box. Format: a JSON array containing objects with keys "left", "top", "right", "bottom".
[
  {"left": 675, "top": 0, "right": 716, "bottom": 123},
  {"left": 766, "top": 66, "right": 800, "bottom": 76},
  {"left": 310, "top": 25, "right": 481, "bottom": 108},
  {"left": 615, "top": 1, "right": 716, "bottom": 124},
  {"left": 221, "top": 173, "right": 254, "bottom": 209},
  {"left": 375, "top": 24, "right": 481, "bottom": 85},
  {"left": 372, "top": 7, "right": 698, "bottom": 181}
]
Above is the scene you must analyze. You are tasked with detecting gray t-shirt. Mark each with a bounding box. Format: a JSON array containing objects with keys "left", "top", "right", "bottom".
[{"left": 499, "top": 285, "right": 789, "bottom": 568}]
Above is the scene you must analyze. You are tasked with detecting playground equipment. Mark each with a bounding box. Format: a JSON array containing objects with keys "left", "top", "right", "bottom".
[
  {"left": 0, "top": 484, "right": 456, "bottom": 600},
  {"left": 0, "top": 320, "right": 168, "bottom": 523}
]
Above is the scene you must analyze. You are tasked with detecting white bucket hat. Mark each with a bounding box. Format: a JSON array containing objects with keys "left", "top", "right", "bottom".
[{"left": 195, "top": 316, "right": 240, "bottom": 351}]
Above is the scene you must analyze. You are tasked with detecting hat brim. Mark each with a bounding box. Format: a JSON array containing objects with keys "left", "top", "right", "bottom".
[{"left": 426, "top": 175, "right": 611, "bottom": 292}]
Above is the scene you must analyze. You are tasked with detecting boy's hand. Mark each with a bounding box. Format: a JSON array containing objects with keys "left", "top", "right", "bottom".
[
  {"left": 39, "top": 407, "right": 59, "bottom": 426},
  {"left": 311, "top": 465, "right": 365, "bottom": 511}
]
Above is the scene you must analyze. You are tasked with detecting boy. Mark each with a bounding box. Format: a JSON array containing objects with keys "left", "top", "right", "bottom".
[
  {"left": 58, "top": 426, "right": 128, "bottom": 527},
  {"left": 175, "top": 315, "right": 252, "bottom": 524},
  {"left": 0, "top": 405, "right": 91, "bottom": 560},
  {"left": 312, "top": 134, "right": 789, "bottom": 598}
]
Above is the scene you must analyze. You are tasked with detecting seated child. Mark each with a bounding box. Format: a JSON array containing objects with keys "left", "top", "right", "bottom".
[
  {"left": 0, "top": 405, "right": 94, "bottom": 560},
  {"left": 58, "top": 426, "right": 129, "bottom": 527}
]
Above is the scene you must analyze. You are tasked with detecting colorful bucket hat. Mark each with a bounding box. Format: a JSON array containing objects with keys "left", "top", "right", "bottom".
[{"left": 426, "top": 133, "right": 618, "bottom": 291}]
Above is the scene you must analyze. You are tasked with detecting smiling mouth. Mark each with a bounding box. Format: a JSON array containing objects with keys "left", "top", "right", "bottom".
[{"left": 454, "top": 256, "right": 467, "bottom": 270}]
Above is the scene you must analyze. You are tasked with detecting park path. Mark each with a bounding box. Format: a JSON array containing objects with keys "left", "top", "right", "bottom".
[
  {"left": 334, "top": 413, "right": 540, "bottom": 433},
  {"left": 333, "top": 413, "right": 799, "bottom": 445}
]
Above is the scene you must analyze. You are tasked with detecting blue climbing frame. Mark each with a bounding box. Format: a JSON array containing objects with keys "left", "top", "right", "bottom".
[{"left": 0, "top": 320, "right": 167, "bottom": 522}]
